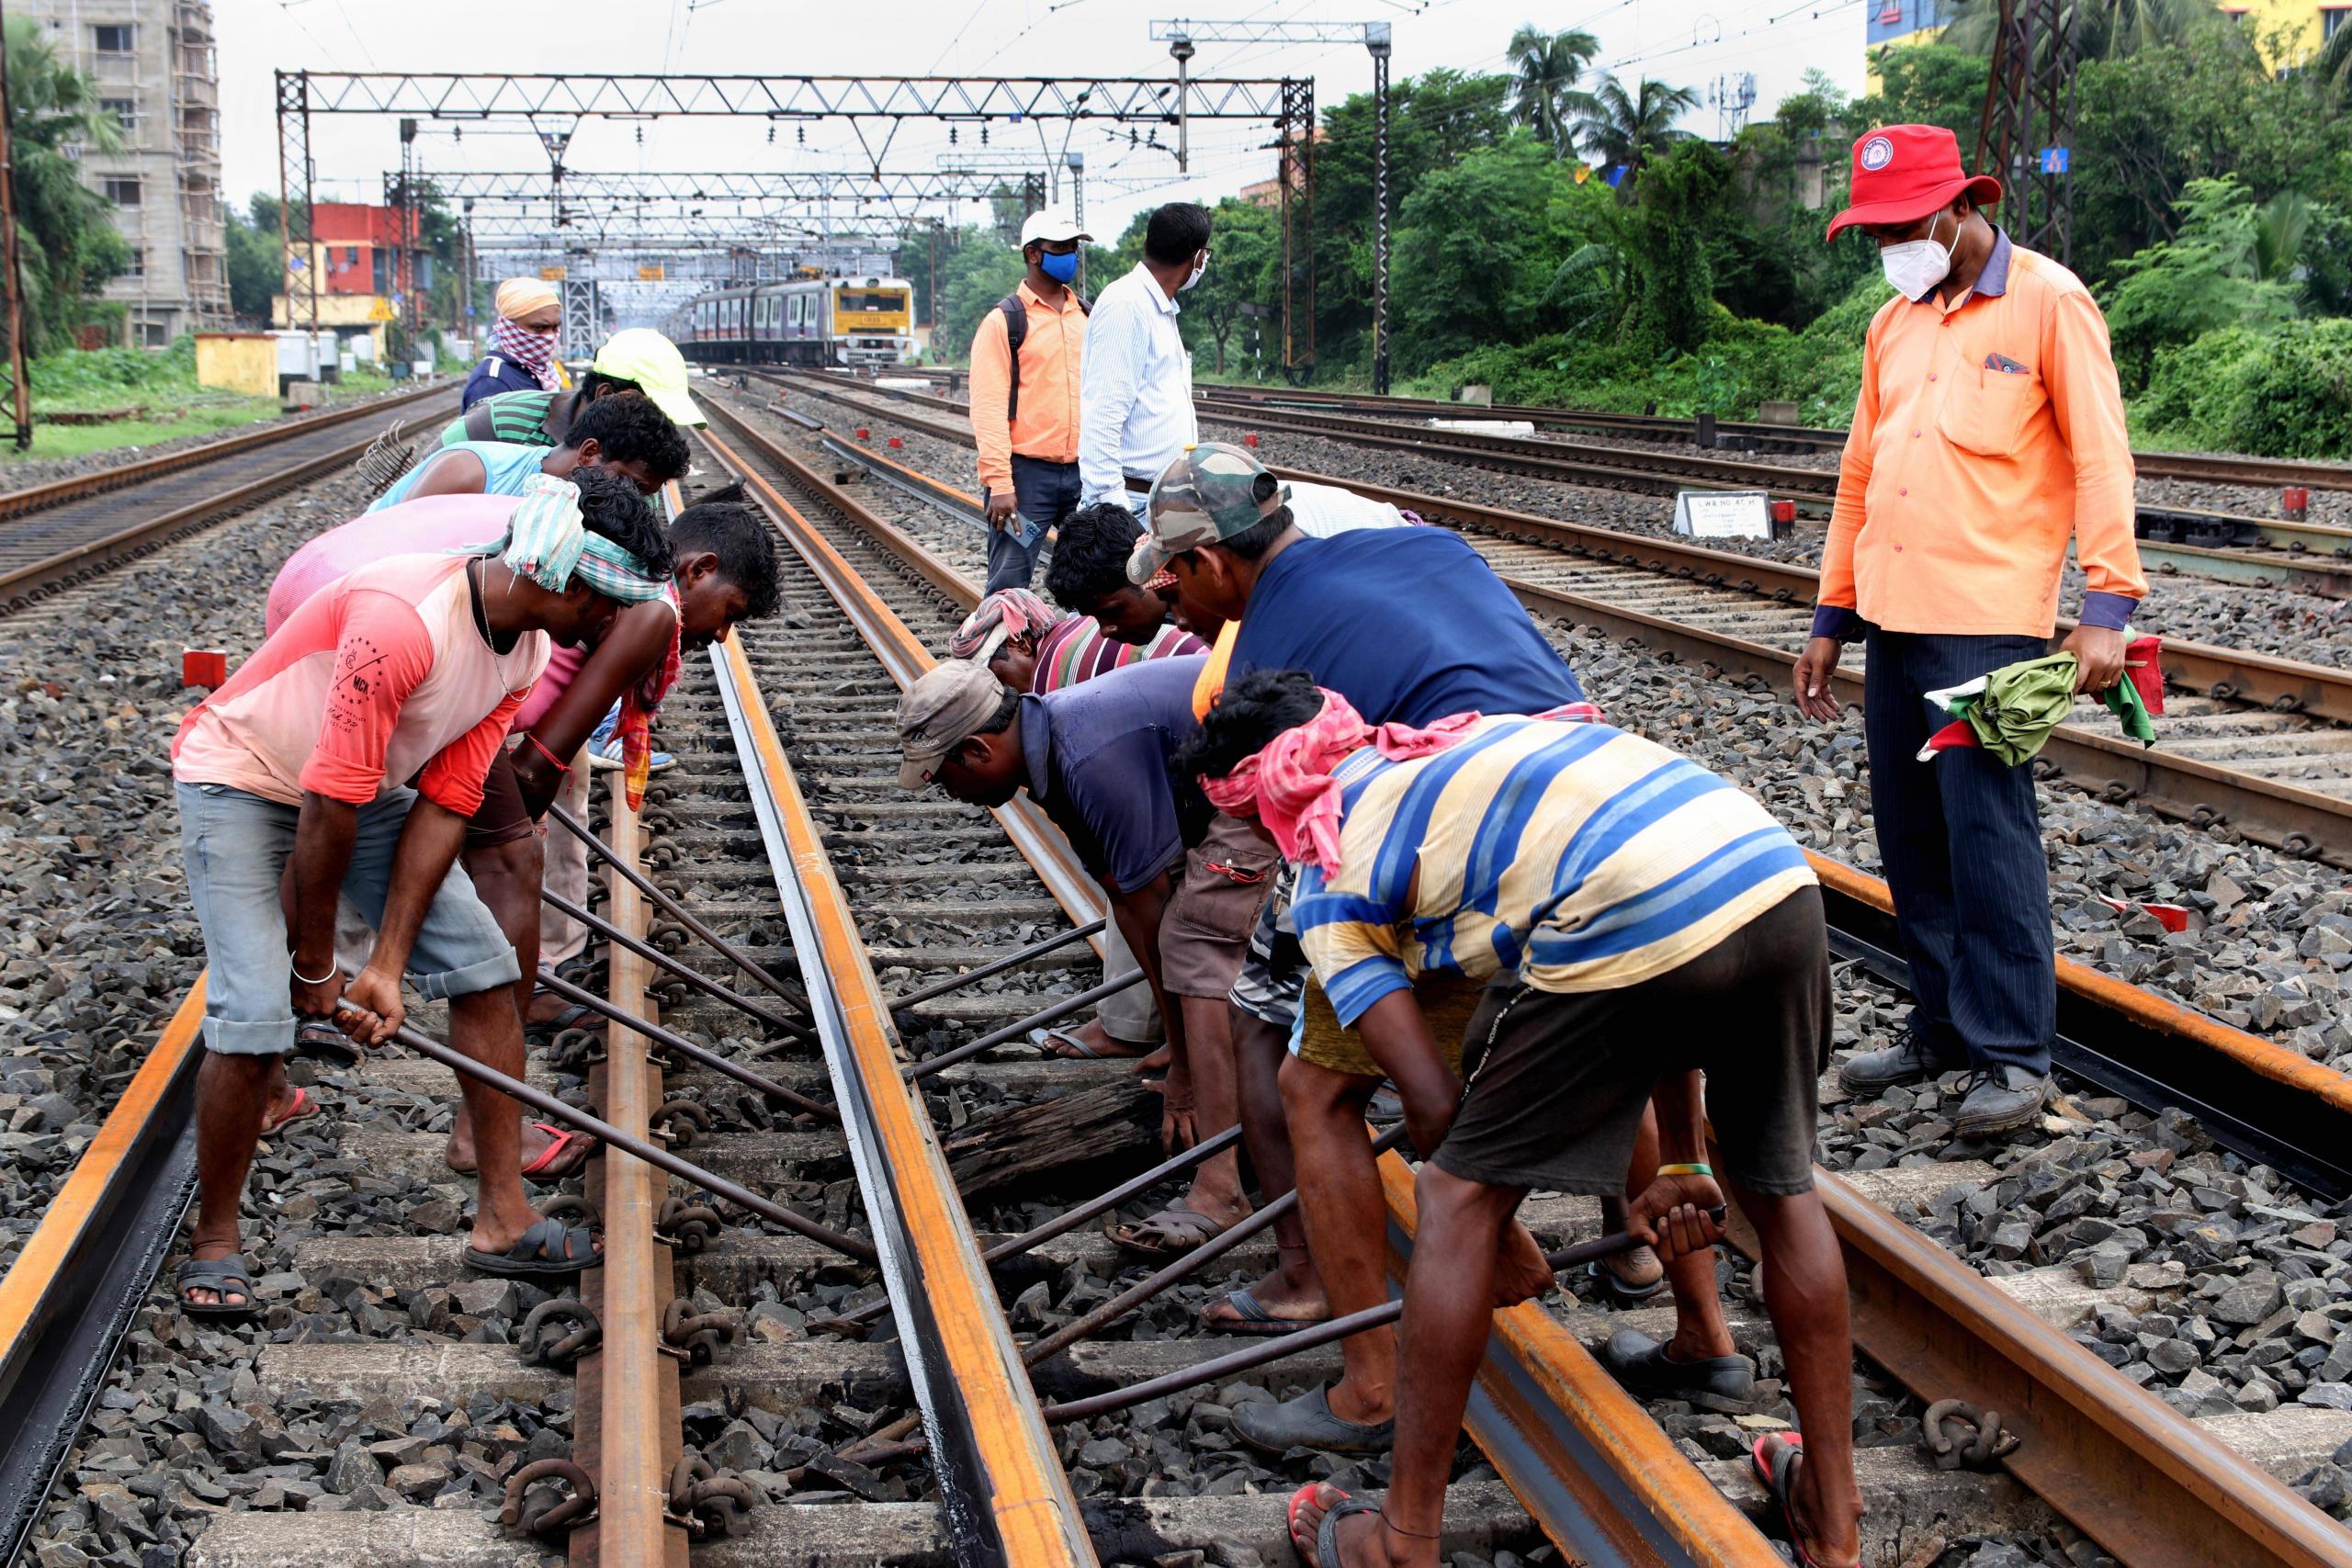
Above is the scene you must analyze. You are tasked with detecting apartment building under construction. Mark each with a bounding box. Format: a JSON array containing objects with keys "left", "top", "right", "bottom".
[{"left": 21, "top": 0, "right": 230, "bottom": 344}]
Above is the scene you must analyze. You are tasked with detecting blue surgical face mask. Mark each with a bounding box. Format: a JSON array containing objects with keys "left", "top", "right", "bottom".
[{"left": 1038, "top": 248, "right": 1080, "bottom": 283}]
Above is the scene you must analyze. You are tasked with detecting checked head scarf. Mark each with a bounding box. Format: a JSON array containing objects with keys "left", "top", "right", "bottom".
[
  {"left": 488, "top": 313, "right": 562, "bottom": 394},
  {"left": 947, "top": 587, "right": 1061, "bottom": 663},
  {"left": 1199, "top": 686, "right": 1608, "bottom": 874}
]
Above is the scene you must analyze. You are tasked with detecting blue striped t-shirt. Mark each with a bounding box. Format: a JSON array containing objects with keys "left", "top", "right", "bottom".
[
  {"left": 1292, "top": 716, "right": 1815, "bottom": 1026},
  {"left": 369, "top": 440, "right": 555, "bottom": 512}
]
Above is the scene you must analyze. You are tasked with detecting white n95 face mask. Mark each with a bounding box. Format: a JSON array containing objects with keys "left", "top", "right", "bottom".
[
  {"left": 1881, "top": 210, "right": 1955, "bottom": 298},
  {"left": 1182, "top": 254, "right": 1208, "bottom": 292}
]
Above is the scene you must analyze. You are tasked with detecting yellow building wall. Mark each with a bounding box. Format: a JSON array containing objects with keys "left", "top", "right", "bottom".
[
  {"left": 2222, "top": 0, "right": 2336, "bottom": 66},
  {"left": 194, "top": 333, "right": 280, "bottom": 399}
]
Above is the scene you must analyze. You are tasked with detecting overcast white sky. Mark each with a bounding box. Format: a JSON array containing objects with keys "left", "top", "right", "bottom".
[{"left": 219, "top": 0, "right": 1869, "bottom": 246}]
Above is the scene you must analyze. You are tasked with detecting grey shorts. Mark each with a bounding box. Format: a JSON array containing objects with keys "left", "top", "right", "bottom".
[
  {"left": 1158, "top": 813, "right": 1279, "bottom": 999},
  {"left": 175, "top": 780, "right": 521, "bottom": 1055},
  {"left": 1434, "top": 887, "right": 1829, "bottom": 1198}
]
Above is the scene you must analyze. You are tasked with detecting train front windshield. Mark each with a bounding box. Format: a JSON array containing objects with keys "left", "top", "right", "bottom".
[{"left": 835, "top": 288, "right": 910, "bottom": 326}]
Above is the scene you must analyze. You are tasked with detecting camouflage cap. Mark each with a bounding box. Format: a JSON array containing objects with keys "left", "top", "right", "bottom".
[{"left": 1125, "top": 442, "right": 1289, "bottom": 585}]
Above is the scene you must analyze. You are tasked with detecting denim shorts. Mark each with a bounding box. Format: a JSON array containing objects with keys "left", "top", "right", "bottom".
[{"left": 175, "top": 780, "right": 521, "bottom": 1055}]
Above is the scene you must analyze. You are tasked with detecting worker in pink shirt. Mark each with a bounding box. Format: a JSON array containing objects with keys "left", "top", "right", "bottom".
[{"left": 168, "top": 476, "right": 670, "bottom": 1316}]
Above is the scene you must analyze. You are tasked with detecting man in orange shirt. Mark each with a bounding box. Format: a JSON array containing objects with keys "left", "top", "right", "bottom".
[
  {"left": 1793, "top": 125, "right": 2146, "bottom": 1141},
  {"left": 968, "top": 209, "right": 1090, "bottom": 592}
]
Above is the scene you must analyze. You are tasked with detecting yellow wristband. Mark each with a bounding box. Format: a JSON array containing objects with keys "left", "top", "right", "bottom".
[{"left": 1656, "top": 1162, "right": 1713, "bottom": 1178}]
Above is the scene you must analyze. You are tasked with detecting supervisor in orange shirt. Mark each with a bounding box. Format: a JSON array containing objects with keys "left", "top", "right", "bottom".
[
  {"left": 1793, "top": 124, "right": 2146, "bottom": 1145},
  {"left": 968, "top": 209, "right": 1091, "bottom": 592}
]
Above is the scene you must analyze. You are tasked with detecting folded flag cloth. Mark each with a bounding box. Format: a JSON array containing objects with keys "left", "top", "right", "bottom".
[{"left": 1917, "top": 635, "right": 2163, "bottom": 766}]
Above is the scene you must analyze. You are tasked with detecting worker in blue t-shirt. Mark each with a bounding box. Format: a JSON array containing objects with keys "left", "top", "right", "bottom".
[{"left": 1126, "top": 443, "right": 1748, "bottom": 1457}]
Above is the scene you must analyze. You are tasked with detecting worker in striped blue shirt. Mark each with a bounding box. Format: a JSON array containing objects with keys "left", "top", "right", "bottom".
[{"left": 1178, "top": 669, "right": 1863, "bottom": 1568}]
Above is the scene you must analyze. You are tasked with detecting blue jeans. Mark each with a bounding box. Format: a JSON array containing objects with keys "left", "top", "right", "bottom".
[
  {"left": 984, "top": 455, "right": 1080, "bottom": 593},
  {"left": 1860, "top": 630, "right": 2055, "bottom": 1075},
  {"left": 175, "top": 781, "right": 520, "bottom": 1055}
]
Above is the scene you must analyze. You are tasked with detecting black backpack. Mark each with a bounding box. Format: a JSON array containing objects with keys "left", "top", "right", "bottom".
[{"left": 998, "top": 289, "right": 1088, "bottom": 423}]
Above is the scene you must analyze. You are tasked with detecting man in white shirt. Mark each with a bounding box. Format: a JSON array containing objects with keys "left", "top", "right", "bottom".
[{"left": 1080, "top": 203, "right": 1211, "bottom": 515}]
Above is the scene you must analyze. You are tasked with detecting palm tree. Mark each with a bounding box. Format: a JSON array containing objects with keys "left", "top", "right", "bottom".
[
  {"left": 4, "top": 16, "right": 130, "bottom": 352},
  {"left": 1506, "top": 24, "right": 1601, "bottom": 154},
  {"left": 1573, "top": 77, "right": 1702, "bottom": 197},
  {"left": 1939, "top": 0, "right": 2221, "bottom": 62},
  {"left": 2316, "top": 17, "right": 2352, "bottom": 98}
]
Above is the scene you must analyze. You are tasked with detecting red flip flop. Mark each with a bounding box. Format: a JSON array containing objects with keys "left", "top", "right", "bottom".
[
  {"left": 519, "top": 1123, "right": 595, "bottom": 1179},
  {"left": 1749, "top": 1433, "right": 1858, "bottom": 1568},
  {"left": 259, "top": 1085, "right": 321, "bottom": 1136}
]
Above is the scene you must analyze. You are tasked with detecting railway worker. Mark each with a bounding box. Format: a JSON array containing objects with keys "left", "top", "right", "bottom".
[
  {"left": 894, "top": 654, "right": 1279, "bottom": 1260},
  {"left": 948, "top": 581, "right": 1205, "bottom": 1068},
  {"left": 1125, "top": 445, "right": 1750, "bottom": 1437},
  {"left": 1178, "top": 670, "right": 1863, "bottom": 1568},
  {"left": 1079, "top": 202, "right": 1210, "bottom": 520},
  {"left": 968, "top": 209, "right": 1091, "bottom": 593},
  {"left": 165, "top": 477, "right": 673, "bottom": 1316},
  {"left": 370, "top": 393, "right": 690, "bottom": 512},
  {"left": 460, "top": 278, "right": 566, "bottom": 410},
  {"left": 1795, "top": 124, "right": 2145, "bottom": 1141},
  {"left": 446, "top": 328, "right": 705, "bottom": 449},
  {"left": 266, "top": 479, "right": 785, "bottom": 1177}
]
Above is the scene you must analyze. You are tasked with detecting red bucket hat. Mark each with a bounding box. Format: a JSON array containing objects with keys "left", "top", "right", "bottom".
[{"left": 1825, "top": 124, "right": 2002, "bottom": 241}]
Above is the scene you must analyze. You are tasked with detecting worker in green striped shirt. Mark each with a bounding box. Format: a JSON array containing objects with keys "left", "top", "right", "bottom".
[{"left": 443, "top": 328, "right": 705, "bottom": 450}]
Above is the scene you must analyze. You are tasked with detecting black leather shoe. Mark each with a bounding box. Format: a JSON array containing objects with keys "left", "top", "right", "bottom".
[{"left": 1601, "top": 1329, "right": 1755, "bottom": 1413}]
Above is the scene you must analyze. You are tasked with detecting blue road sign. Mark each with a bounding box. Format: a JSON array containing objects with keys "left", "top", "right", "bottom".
[{"left": 2040, "top": 147, "right": 2069, "bottom": 174}]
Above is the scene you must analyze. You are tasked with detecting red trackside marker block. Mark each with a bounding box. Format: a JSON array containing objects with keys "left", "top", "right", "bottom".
[
  {"left": 855, "top": 427, "right": 870, "bottom": 442},
  {"left": 183, "top": 649, "right": 227, "bottom": 688},
  {"left": 1770, "top": 500, "right": 1798, "bottom": 525},
  {"left": 887, "top": 435, "right": 902, "bottom": 449},
  {"left": 1243, "top": 433, "right": 1260, "bottom": 447},
  {"left": 2283, "top": 487, "right": 2311, "bottom": 521}
]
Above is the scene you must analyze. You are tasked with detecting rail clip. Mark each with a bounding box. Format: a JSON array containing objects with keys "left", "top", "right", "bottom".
[
  {"left": 499, "top": 1457, "right": 597, "bottom": 1538},
  {"left": 1921, "top": 1398, "right": 2020, "bottom": 1472}
]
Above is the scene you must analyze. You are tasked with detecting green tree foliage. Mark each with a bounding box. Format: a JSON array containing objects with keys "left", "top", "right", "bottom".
[
  {"left": 4, "top": 16, "right": 130, "bottom": 354},
  {"left": 1389, "top": 132, "right": 1605, "bottom": 372},
  {"left": 2102, "top": 175, "right": 2307, "bottom": 389},
  {"left": 1573, "top": 77, "right": 1702, "bottom": 197},
  {"left": 1618, "top": 140, "right": 1733, "bottom": 355},
  {"left": 1182, "top": 198, "right": 1280, "bottom": 377},
  {"left": 1940, "top": 0, "right": 2223, "bottom": 62},
  {"left": 1506, "top": 25, "right": 1600, "bottom": 153},
  {"left": 933, "top": 223, "right": 1026, "bottom": 360},
  {"left": 224, "top": 196, "right": 282, "bottom": 323}
]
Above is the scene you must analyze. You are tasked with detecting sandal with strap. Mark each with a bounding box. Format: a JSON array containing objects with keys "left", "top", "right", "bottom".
[
  {"left": 1750, "top": 1433, "right": 1861, "bottom": 1568},
  {"left": 1201, "top": 1287, "right": 1328, "bottom": 1337},
  {"left": 175, "top": 1254, "right": 259, "bottom": 1321},
  {"left": 1107, "top": 1201, "right": 1230, "bottom": 1260},
  {"left": 464, "top": 1216, "right": 604, "bottom": 1278},
  {"left": 519, "top": 1124, "right": 596, "bottom": 1179},
  {"left": 259, "top": 1085, "right": 322, "bottom": 1137},
  {"left": 1284, "top": 1485, "right": 1387, "bottom": 1568}
]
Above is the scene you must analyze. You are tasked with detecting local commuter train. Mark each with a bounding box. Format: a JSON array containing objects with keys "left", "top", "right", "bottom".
[{"left": 668, "top": 275, "right": 915, "bottom": 367}]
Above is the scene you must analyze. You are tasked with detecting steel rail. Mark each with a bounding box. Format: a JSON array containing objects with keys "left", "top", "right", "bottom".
[
  {"left": 541, "top": 886, "right": 813, "bottom": 1040},
  {"left": 0, "top": 985, "right": 207, "bottom": 1566},
  {"left": 707, "top": 630, "right": 1094, "bottom": 1568},
  {"left": 531, "top": 969, "right": 841, "bottom": 1124},
  {"left": 567, "top": 777, "right": 689, "bottom": 1564},
  {"left": 0, "top": 378, "right": 453, "bottom": 524},
  {"left": 1711, "top": 1148, "right": 2352, "bottom": 1568},
  {"left": 697, "top": 402, "right": 1113, "bottom": 956},
  {"left": 693, "top": 388, "right": 1804, "bottom": 1568},
  {"left": 734, "top": 375, "right": 2352, "bottom": 1184},
  {"left": 764, "top": 371, "right": 2352, "bottom": 867}
]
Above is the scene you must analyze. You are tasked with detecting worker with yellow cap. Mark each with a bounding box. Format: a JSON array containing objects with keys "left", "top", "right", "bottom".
[
  {"left": 445, "top": 327, "right": 705, "bottom": 452},
  {"left": 461, "top": 278, "right": 565, "bottom": 410}
]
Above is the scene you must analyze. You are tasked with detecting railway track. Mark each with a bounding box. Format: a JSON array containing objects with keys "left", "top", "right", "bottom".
[
  {"left": 8, "top": 390, "right": 2352, "bottom": 1566},
  {"left": 746, "top": 368, "right": 2352, "bottom": 873},
  {"left": 1189, "top": 381, "right": 2352, "bottom": 498},
  {"left": 0, "top": 380, "right": 458, "bottom": 613}
]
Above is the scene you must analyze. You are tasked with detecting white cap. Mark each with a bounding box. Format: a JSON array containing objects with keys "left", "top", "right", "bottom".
[{"left": 1019, "top": 209, "right": 1091, "bottom": 249}]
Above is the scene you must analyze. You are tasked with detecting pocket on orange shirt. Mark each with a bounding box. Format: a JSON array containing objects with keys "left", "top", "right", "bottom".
[{"left": 1939, "top": 365, "right": 2042, "bottom": 457}]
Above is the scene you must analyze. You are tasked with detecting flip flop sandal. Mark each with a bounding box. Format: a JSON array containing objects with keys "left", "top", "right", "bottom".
[
  {"left": 1233, "top": 1382, "right": 1394, "bottom": 1457},
  {"left": 1314, "top": 1492, "right": 1387, "bottom": 1568},
  {"left": 259, "top": 1085, "right": 322, "bottom": 1137},
  {"left": 519, "top": 1124, "right": 596, "bottom": 1180},
  {"left": 1028, "top": 1025, "right": 1156, "bottom": 1062},
  {"left": 175, "top": 1255, "right": 260, "bottom": 1321},
  {"left": 1749, "top": 1433, "right": 1855, "bottom": 1568},
  {"left": 290, "top": 1021, "right": 359, "bottom": 1068},
  {"left": 1202, "top": 1287, "right": 1328, "bottom": 1337},
  {"left": 464, "top": 1216, "right": 604, "bottom": 1278},
  {"left": 1108, "top": 1201, "right": 1230, "bottom": 1260}
]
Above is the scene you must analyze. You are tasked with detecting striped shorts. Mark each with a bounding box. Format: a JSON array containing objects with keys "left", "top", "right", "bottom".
[{"left": 1227, "top": 862, "right": 1306, "bottom": 1028}]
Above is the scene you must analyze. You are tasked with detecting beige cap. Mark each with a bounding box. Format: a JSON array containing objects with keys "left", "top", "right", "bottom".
[{"left": 896, "top": 658, "right": 1012, "bottom": 789}]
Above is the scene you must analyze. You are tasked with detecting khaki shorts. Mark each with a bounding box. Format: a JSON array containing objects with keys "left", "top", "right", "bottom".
[
  {"left": 1158, "top": 813, "right": 1280, "bottom": 998},
  {"left": 1292, "top": 970, "right": 1490, "bottom": 1078}
]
